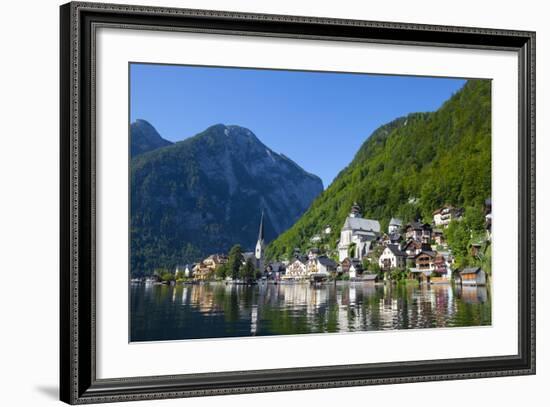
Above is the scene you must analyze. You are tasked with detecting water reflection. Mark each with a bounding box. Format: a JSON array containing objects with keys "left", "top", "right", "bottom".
[{"left": 131, "top": 282, "right": 491, "bottom": 342}]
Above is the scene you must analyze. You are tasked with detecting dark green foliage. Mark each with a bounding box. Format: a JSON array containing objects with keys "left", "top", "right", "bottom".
[
  {"left": 445, "top": 206, "right": 488, "bottom": 270},
  {"left": 227, "top": 245, "right": 244, "bottom": 280},
  {"left": 216, "top": 263, "right": 229, "bottom": 280},
  {"left": 267, "top": 80, "right": 491, "bottom": 260},
  {"left": 240, "top": 258, "right": 256, "bottom": 280}
]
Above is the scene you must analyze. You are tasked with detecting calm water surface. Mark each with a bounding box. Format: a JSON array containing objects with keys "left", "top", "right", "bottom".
[{"left": 130, "top": 282, "right": 491, "bottom": 341}]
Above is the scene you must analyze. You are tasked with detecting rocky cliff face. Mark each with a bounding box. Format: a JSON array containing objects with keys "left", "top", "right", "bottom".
[{"left": 130, "top": 123, "right": 323, "bottom": 275}]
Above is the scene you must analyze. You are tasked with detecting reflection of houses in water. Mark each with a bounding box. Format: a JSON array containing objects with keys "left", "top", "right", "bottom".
[
  {"left": 190, "top": 284, "right": 216, "bottom": 313},
  {"left": 457, "top": 285, "right": 488, "bottom": 304},
  {"left": 459, "top": 267, "right": 487, "bottom": 286},
  {"left": 250, "top": 305, "right": 258, "bottom": 335}
]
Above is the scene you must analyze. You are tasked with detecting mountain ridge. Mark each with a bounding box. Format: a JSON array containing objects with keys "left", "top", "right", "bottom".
[
  {"left": 130, "top": 123, "right": 324, "bottom": 276},
  {"left": 267, "top": 79, "right": 491, "bottom": 260},
  {"left": 130, "top": 119, "right": 173, "bottom": 158}
]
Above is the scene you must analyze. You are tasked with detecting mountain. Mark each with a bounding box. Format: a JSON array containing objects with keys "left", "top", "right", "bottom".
[
  {"left": 130, "top": 119, "right": 173, "bottom": 158},
  {"left": 267, "top": 79, "right": 491, "bottom": 260},
  {"left": 130, "top": 124, "right": 323, "bottom": 276}
]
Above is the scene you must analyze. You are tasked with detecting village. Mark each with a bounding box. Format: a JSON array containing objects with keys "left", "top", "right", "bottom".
[{"left": 136, "top": 200, "right": 492, "bottom": 288}]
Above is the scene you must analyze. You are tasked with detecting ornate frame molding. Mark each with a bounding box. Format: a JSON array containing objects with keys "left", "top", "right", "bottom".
[{"left": 60, "top": 2, "right": 535, "bottom": 404}]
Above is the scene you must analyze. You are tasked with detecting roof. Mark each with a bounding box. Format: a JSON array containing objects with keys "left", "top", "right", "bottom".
[
  {"left": 460, "top": 267, "right": 482, "bottom": 275},
  {"left": 389, "top": 217, "right": 403, "bottom": 226},
  {"left": 386, "top": 244, "right": 407, "bottom": 257},
  {"left": 415, "top": 250, "right": 436, "bottom": 258},
  {"left": 293, "top": 255, "right": 308, "bottom": 264},
  {"left": 407, "top": 221, "right": 432, "bottom": 230},
  {"left": 317, "top": 256, "right": 337, "bottom": 268},
  {"left": 363, "top": 274, "right": 378, "bottom": 280},
  {"left": 342, "top": 217, "right": 380, "bottom": 233}
]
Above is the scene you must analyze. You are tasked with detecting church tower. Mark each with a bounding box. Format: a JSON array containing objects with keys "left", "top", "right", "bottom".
[{"left": 255, "top": 211, "right": 265, "bottom": 274}]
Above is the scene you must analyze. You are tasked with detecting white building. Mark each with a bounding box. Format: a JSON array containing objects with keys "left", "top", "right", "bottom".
[
  {"left": 378, "top": 244, "right": 407, "bottom": 270},
  {"left": 433, "top": 205, "right": 462, "bottom": 228},
  {"left": 283, "top": 258, "right": 308, "bottom": 280},
  {"left": 307, "top": 255, "right": 338, "bottom": 278},
  {"left": 337, "top": 203, "right": 380, "bottom": 262}
]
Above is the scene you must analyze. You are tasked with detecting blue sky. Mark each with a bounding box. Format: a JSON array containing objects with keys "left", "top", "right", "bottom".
[{"left": 130, "top": 63, "right": 466, "bottom": 188}]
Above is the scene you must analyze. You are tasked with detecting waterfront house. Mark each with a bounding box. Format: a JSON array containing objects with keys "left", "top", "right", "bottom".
[
  {"left": 192, "top": 262, "right": 214, "bottom": 281},
  {"left": 378, "top": 244, "right": 407, "bottom": 271},
  {"left": 203, "top": 254, "right": 228, "bottom": 269},
  {"left": 459, "top": 267, "right": 487, "bottom": 286},
  {"left": 410, "top": 250, "right": 436, "bottom": 282},
  {"left": 307, "top": 255, "right": 337, "bottom": 281},
  {"left": 192, "top": 254, "right": 228, "bottom": 281},
  {"left": 266, "top": 262, "right": 286, "bottom": 280},
  {"left": 414, "top": 250, "right": 436, "bottom": 272},
  {"left": 317, "top": 256, "right": 338, "bottom": 275},
  {"left": 388, "top": 217, "right": 403, "bottom": 234},
  {"left": 431, "top": 253, "right": 452, "bottom": 283},
  {"left": 337, "top": 202, "right": 380, "bottom": 261},
  {"left": 404, "top": 221, "right": 432, "bottom": 243},
  {"left": 283, "top": 258, "right": 308, "bottom": 280}
]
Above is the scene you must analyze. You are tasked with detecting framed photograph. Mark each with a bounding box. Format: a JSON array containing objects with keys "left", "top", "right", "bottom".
[{"left": 60, "top": 1, "right": 535, "bottom": 404}]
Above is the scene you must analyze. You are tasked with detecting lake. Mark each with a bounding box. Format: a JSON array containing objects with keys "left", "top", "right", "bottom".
[{"left": 130, "top": 281, "right": 491, "bottom": 342}]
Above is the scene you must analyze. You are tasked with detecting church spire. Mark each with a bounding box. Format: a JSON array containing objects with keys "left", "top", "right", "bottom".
[
  {"left": 255, "top": 210, "right": 265, "bottom": 272},
  {"left": 257, "top": 210, "right": 265, "bottom": 243}
]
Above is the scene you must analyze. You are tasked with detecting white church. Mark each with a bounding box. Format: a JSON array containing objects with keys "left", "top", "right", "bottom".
[{"left": 337, "top": 202, "right": 381, "bottom": 262}]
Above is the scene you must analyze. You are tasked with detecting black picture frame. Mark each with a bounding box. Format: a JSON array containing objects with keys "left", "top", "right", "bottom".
[{"left": 60, "top": 1, "right": 536, "bottom": 404}]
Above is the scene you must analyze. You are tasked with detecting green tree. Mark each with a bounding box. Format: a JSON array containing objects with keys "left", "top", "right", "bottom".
[
  {"left": 240, "top": 258, "right": 256, "bottom": 281},
  {"left": 215, "top": 263, "right": 228, "bottom": 280},
  {"left": 227, "top": 244, "right": 244, "bottom": 280}
]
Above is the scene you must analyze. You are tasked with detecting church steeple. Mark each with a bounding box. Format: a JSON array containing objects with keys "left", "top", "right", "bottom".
[
  {"left": 255, "top": 210, "right": 265, "bottom": 273},
  {"left": 257, "top": 210, "right": 265, "bottom": 243}
]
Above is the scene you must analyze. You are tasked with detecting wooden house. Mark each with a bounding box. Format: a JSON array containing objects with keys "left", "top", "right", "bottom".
[
  {"left": 404, "top": 221, "right": 432, "bottom": 243},
  {"left": 459, "top": 267, "right": 487, "bottom": 286}
]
